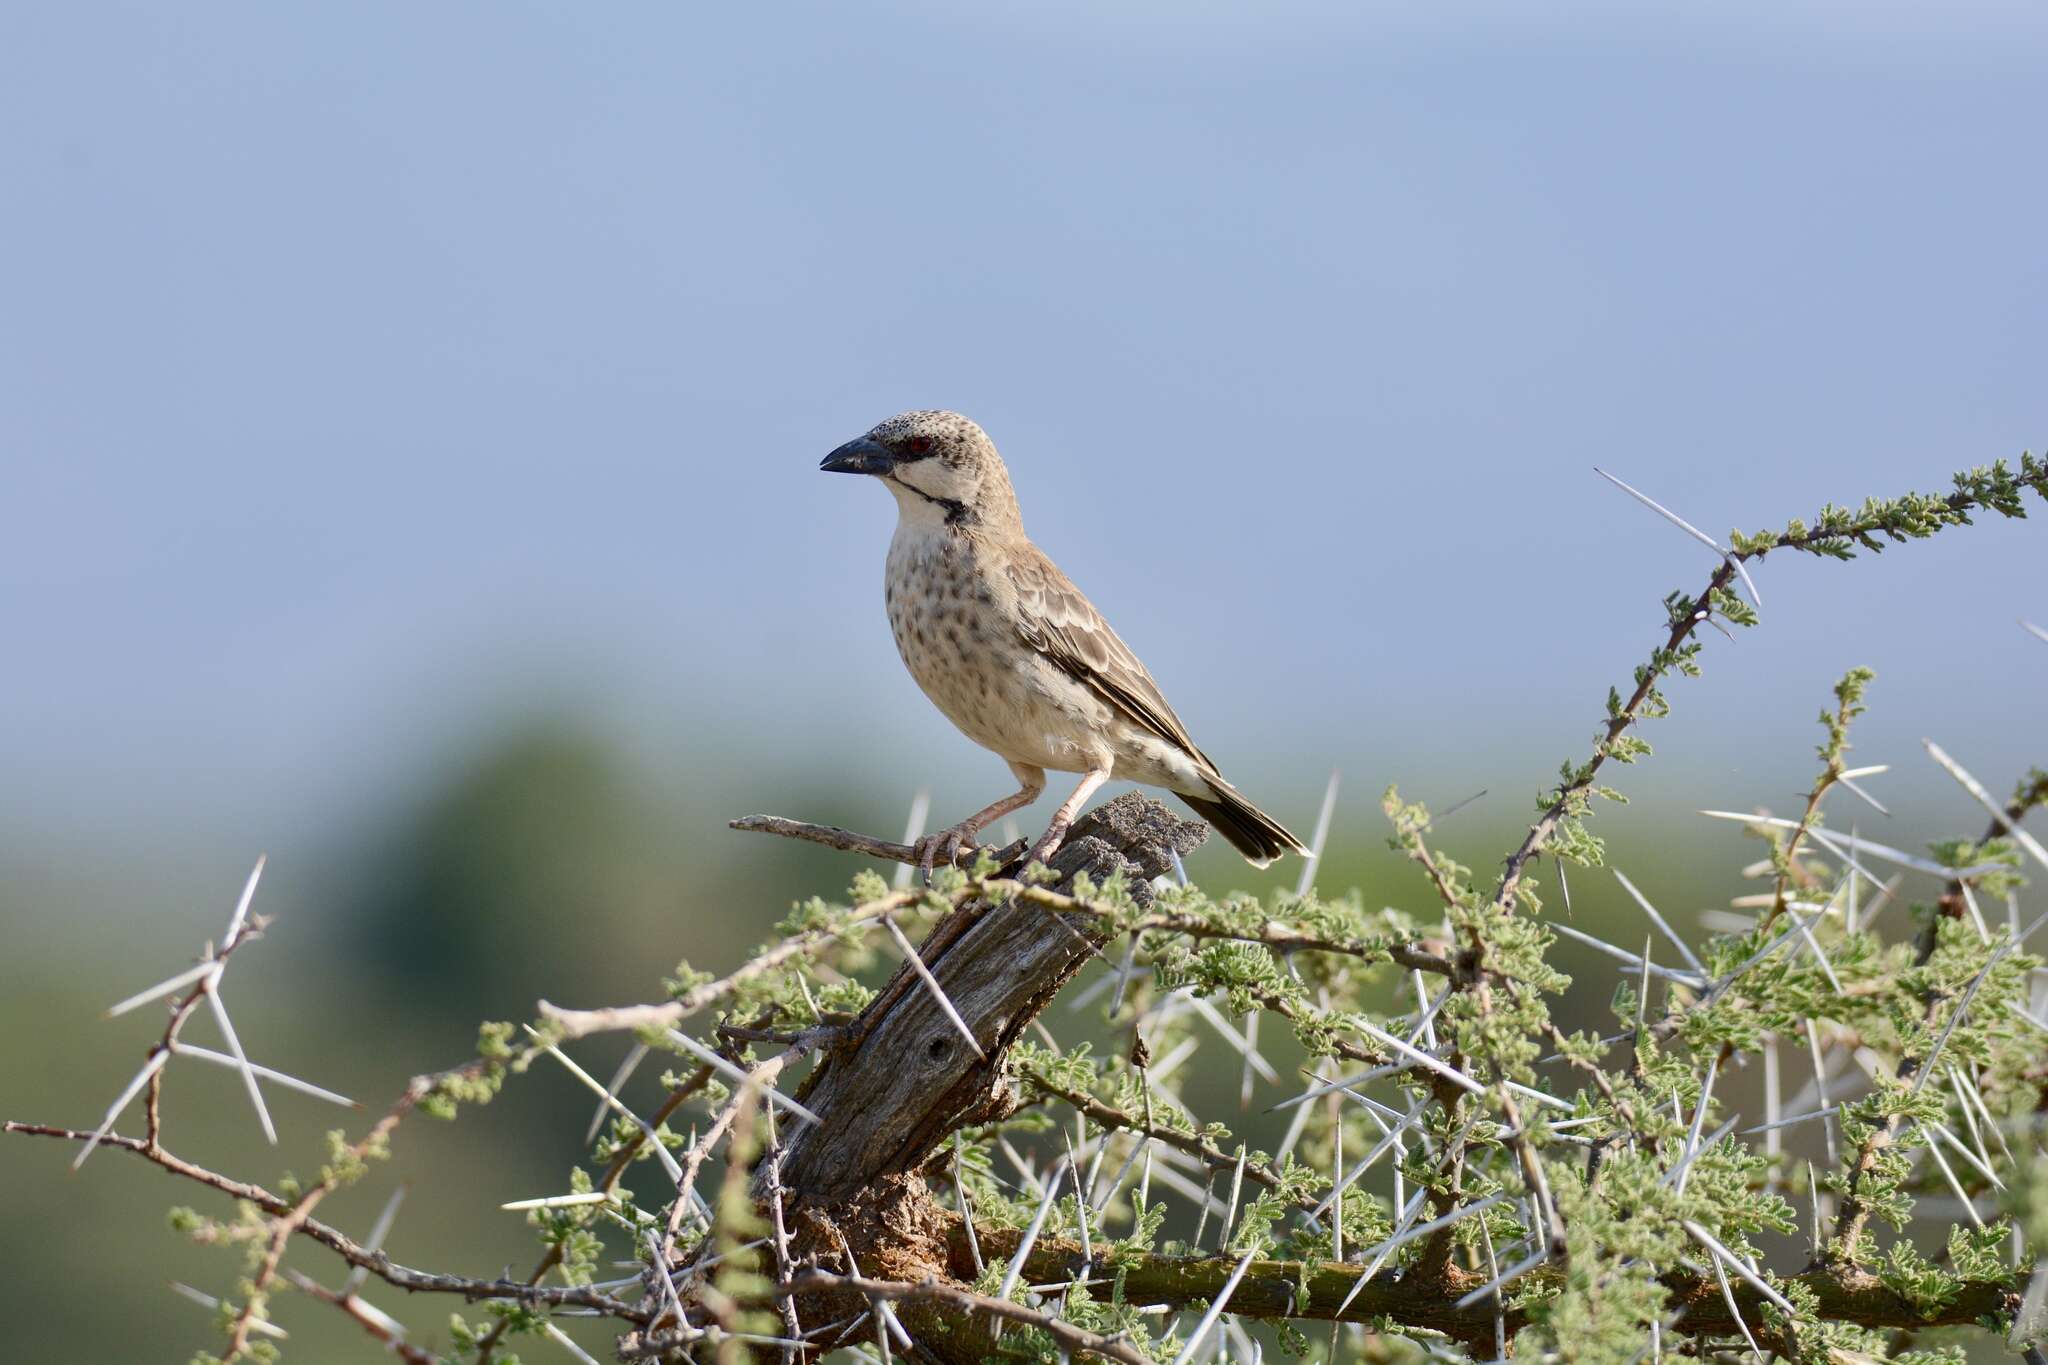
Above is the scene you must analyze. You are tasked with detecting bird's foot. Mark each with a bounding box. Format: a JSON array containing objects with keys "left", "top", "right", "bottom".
[
  {"left": 1023, "top": 820, "right": 1073, "bottom": 872},
  {"left": 913, "top": 823, "right": 980, "bottom": 884}
]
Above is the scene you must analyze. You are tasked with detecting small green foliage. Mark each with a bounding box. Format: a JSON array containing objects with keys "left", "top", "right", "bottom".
[
  {"left": 1877, "top": 1238, "right": 1961, "bottom": 1318},
  {"left": 662, "top": 960, "right": 715, "bottom": 1000}
]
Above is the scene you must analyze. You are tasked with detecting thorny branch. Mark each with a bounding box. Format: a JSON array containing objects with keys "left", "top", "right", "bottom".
[
  {"left": 10, "top": 452, "right": 2046, "bottom": 1362},
  {"left": 0, "top": 1122, "right": 647, "bottom": 1320},
  {"left": 779, "top": 1267, "right": 1152, "bottom": 1364}
]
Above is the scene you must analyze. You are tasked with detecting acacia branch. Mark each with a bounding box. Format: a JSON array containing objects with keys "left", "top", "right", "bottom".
[
  {"left": 1833, "top": 775, "right": 2048, "bottom": 1260},
  {"left": 782, "top": 1267, "right": 1150, "bottom": 1364},
  {"left": 0, "top": 1122, "right": 647, "bottom": 1319},
  {"left": 730, "top": 813, "right": 1029, "bottom": 869},
  {"left": 1493, "top": 463, "right": 2047, "bottom": 920},
  {"left": 969, "top": 1229, "right": 2016, "bottom": 1341},
  {"left": 285, "top": 1270, "right": 438, "bottom": 1365}
]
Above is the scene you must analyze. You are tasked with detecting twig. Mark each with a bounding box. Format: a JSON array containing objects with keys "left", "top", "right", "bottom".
[
  {"left": 2, "top": 1122, "right": 645, "bottom": 1317},
  {"left": 780, "top": 1267, "right": 1149, "bottom": 1363},
  {"left": 730, "top": 813, "right": 1026, "bottom": 870},
  {"left": 286, "top": 1270, "right": 435, "bottom": 1364}
]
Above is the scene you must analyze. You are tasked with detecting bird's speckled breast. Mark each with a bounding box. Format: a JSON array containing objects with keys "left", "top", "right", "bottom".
[{"left": 882, "top": 529, "right": 1113, "bottom": 773}]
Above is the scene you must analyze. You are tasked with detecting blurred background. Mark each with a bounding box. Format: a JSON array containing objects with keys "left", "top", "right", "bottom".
[{"left": 3, "top": 2, "right": 2043, "bottom": 1358}]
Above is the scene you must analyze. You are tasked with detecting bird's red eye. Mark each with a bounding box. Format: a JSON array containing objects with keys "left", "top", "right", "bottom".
[{"left": 902, "top": 436, "right": 934, "bottom": 457}]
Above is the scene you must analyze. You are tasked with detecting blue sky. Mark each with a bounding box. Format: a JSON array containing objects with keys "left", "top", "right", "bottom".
[{"left": 4, "top": 1, "right": 2043, "bottom": 859}]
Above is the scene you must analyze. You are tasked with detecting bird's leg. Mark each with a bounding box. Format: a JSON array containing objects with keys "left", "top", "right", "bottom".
[
  {"left": 915, "top": 763, "right": 1046, "bottom": 883},
  {"left": 1025, "top": 768, "right": 1112, "bottom": 870}
]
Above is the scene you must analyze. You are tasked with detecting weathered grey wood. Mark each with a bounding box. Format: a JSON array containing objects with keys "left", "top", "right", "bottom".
[{"left": 778, "top": 793, "right": 1205, "bottom": 1201}]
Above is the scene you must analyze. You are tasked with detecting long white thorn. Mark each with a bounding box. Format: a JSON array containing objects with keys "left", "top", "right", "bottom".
[
  {"left": 168, "top": 1042, "right": 358, "bottom": 1109},
  {"left": 542, "top": 1321, "right": 604, "bottom": 1364},
  {"left": 502, "top": 1191, "right": 618, "bottom": 1211},
  {"left": 1802, "top": 826, "right": 1895, "bottom": 899},
  {"left": 1804, "top": 1018, "right": 1841, "bottom": 1165},
  {"left": 1354, "top": 1188, "right": 1429, "bottom": 1289},
  {"left": 1350, "top": 1018, "right": 1487, "bottom": 1096},
  {"left": 1310, "top": 1101, "right": 1429, "bottom": 1219},
  {"left": 1762, "top": 1034, "right": 1782, "bottom": 1160},
  {"left": 882, "top": 915, "right": 987, "bottom": 1063},
  {"left": 892, "top": 789, "right": 932, "bottom": 892},
  {"left": 224, "top": 855, "right": 267, "bottom": 944},
  {"left": 1186, "top": 993, "right": 1279, "bottom": 1083},
  {"left": 1918, "top": 1127, "right": 1986, "bottom": 1229},
  {"left": 1504, "top": 1080, "right": 1576, "bottom": 1113},
  {"left": 1357, "top": 1194, "right": 1507, "bottom": 1270},
  {"left": 1913, "top": 945, "right": 2012, "bottom": 1094},
  {"left": 343, "top": 1184, "right": 409, "bottom": 1293},
  {"left": 104, "top": 963, "right": 215, "bottom": 1019},
  {"left": 1666, "top": 1115, "right": 1740, "bottom": 1192},
  {"left": 1836, "top": 774, "right": 1892, "bottom": 818},
  {"left": 1612, "top": 868, "right": 1707, "bottom": 975},
  {"left": 1220, "top": 1145, "right": 1247, "bottom": 1251},
  {"left": 1709, "top": 1250, "right": 1762, "bottom": 1357},
  {"left": 73, "top": 1049, "right": 168, "bottom": 1170},
  {"left": 1294, "top": 769, "right": 1341, "bottom": 900},
  {"left": 586, "top": 1042, "right": 650, "bottom": 1145},
  {"left": 204, "top": 989, "right": 277, "bottom": 1145},
  {"left": 1930, "top": 1119, "right": 2003, "bottom": 1189},
  {"left": 1593, "top": 467, "right": 1727, "bottom": 555},
  {"left": 1240, "top": 1010, "right": 1259, "bottom": 1110},
  {"left": 996, "top": 1160, "right": 1065, "bottom": 1302},
  {"left": 1684, "top": 1221, "right": 1798, "bottom": 1318},
  {"left": 531, "top": 1033, "right": 683, "bottom": 1184},
  {"left": 1169, "top": 1248, "right": 1257, "bottom": 1365},
  {"left": 1923, "top": 739, "right": 2048, "bottom": 872},
  {"left": 1698, "top": 811, "right": 2007, "bottom": 878},
  {"left": 1783, "top": 905, "right": 1844, "bottom": 993},
  {"left": 1550, "top": 921, "right": 1708, "bottom": 987},
  {"left": 665, "top": 1030, "right": 821, "bottom": 1126},
  {"left": 171, "top": 1282, "right": 289, "bottom": 1339},
  {"left": 1454, "top": 1246, "right": 1551, "bottom": 1309},
  {"left": 1741, "top": 1106, "right": 1838, "bottom": 1135}
]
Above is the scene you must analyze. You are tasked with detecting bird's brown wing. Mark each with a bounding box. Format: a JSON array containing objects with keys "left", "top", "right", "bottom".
[{"left": 1004, "top": 544, "right": 1218, "bottom": 772}]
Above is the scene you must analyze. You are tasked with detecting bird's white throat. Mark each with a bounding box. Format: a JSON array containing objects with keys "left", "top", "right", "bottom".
[{"left": 883, "top": 475, "right": 960, "bottom": 533}]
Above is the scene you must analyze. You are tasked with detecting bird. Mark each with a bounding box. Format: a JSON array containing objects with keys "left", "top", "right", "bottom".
[{"left": 820, "top": 409, "right": 1308, "bottom": 879}]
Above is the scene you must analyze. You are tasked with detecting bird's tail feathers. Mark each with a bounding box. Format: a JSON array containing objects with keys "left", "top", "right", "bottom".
[{"left": 1177, "top": 779, "right": 1310, "bottom": 869}]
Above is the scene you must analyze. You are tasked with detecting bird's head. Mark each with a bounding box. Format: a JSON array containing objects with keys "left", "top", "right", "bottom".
[{"left": 820, "top": 410, "right": 1020, "bottom": 531}]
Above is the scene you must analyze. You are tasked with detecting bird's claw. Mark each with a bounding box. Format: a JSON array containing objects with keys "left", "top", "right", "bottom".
[
  {"left": 1023, "top": 821, "right": 1071, "bottom": 872},
  {"left": 913, "top": 824, "right": 979, "bottom": 885}
]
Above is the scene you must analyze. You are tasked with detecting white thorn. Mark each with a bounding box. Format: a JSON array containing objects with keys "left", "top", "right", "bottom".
[
  {"left": 664, "top": 1030, "right": 821, "bottom": 1126},
  {"left": 73, "top": 1049, "right": 169, "bottom": 1170},
  {"left": 168, "top": 1042, "right": 357, "bottom": 1109},
  {"left": 542, "top": 1321, "right": 604, "bottom": 1364},
  {"left": 892, "top": 789, "right": 932, "bottom": 891},
  {"left": 1923, "top": 739, "right": 2048, "bottom": 872},
  {"left": 343, "top": 1184, "right": 408, "bottom": 1293},
  {"left": 501, "top": 1191, "right": 617, "bottom": 1211},
  {"left": 531, "top": 1033, "right": 683, "bottom": 1184},
  {"left": 1612, "top": 868, "right": 1707, "bottom": 976},
  {"left": 204, "top": 989, "right": 277, "bottom": 1145},
  {"left": 882, "top": 915, "right": 987, "bottom": 1062},
  {"left": 1699, "top": 811, "right": 2006, "bottom": 877},
  {"left": 104, "top": 962, "right": 215, "bottom": 1019},
  {"left": 996, "top": 1160, "right": 1065, "bottom": 1303},
  {"left": 1294, "top": 769, "right": 1341, "bottom": 901},
  {"left": 586, "top": 1041, "right": 650, "bottom": 1145},
  {"left": 171, "top": 1282, "right": 289, "bottom": 1339},
  {"left": 224, "top": 855, "right": 267, "bottom": 944},
  {"left": 1168, "top": 1248, "right": 1258, "bottom": 1365}
]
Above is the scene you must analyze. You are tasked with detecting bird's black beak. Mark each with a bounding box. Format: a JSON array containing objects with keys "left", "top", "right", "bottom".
[{"left": 820, "top": 436, "right": 895, "bottom": 476}]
